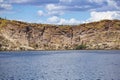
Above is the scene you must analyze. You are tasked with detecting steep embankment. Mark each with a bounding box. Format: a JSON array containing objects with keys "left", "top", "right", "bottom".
[{"left": 0, "top": 18, "right": 120, "bottom": 50}]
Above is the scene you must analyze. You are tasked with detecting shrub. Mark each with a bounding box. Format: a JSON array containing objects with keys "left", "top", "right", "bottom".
[
  {"left": 75, "top": 44, "right": 87, "bottom": 50},
  {"left": 0, "top": 19, "right": 7, "bottom": 28}
]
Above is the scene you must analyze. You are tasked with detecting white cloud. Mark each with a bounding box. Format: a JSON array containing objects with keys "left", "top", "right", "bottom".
[
  {"left": 47, "top": 16, "right": 81, "bottom": 25},
  {"left": 89, "top": 0, "right": 104, "bottom": 3},
  {"left": 0, "top": 3, "right": 12, "bottom": 10},
  {"left": 44, "top": 4, "right": 65, "bottom": 16},
  {"left": 9, "top": 0, "right": 31, "bottom": 3},
  {"left": 48, "top": 10, "right": 64, "bottom": 16},
  {"left": 60, "top": 0, "right": 72, "bottom": 3},
  {"left": 87, "top": 11, "right": 120, "bottom": 22},
  {"left": 89, "top": 0, "right": 119, "bottom": 9},
  {"left": 91, "top": 0, "right": 120, "bottom": 11},
  {"left": 46, "top": 4, "right": 63, "bottom": 11},
  {"left": 38, "top": 10, "right": 44, "bottom": 16},
  {"left": 69, "top": 18, "right": 81, "bottom": 24},
  {"left": 58, "top": 18, "right": 81, "bottom": 25},
  {"left": 107, "top": 0, "right": 119, "bottom": 10},
  {"left": 0, "top": 0, "right": 3, "bottom": 3},
  {"left": 47, "top": 16, "right": 60, "bottom": 23}
]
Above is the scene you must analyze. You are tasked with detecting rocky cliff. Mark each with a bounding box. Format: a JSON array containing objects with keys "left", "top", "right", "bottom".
[{"left": 0, "top": 18, "right": 120, "bottom": 50}]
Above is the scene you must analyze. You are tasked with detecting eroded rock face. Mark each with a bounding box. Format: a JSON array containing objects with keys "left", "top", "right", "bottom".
[{"left": 0, "top": 19, "right": 120, "bottom": 50}]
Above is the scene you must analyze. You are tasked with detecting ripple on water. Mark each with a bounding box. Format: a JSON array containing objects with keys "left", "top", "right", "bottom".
[{"left": 0, "top": 51, "right": 120, "bottom": 80}]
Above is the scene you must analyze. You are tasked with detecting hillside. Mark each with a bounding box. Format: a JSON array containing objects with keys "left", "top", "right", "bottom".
[{"left": 0, "top": 18, "right": 120, "bottom": 50}]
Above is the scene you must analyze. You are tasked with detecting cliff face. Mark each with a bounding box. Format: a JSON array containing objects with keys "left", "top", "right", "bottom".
[{"left": 0, "top": 19, "right": 120, "bottom": 50}]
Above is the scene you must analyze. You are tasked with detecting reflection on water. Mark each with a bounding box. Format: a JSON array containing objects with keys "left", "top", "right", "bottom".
[{"left": 0, "top": 50, "right": 120, "bottom": 80}]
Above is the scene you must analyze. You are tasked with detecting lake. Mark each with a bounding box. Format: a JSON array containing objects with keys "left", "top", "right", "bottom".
[{"left": 0, "top": 50, "right": 120, "bottom": 80}]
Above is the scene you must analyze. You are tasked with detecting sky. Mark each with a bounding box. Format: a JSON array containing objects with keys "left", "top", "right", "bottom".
[{"left": 0, "top": 0, "right": 120, "bottom": 25}]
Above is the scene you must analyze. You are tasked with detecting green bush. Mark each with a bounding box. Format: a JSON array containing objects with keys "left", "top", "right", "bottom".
[
  {"left": 75, "top": 44, "right": 87, "bottom": 50},
  {"left": 0, "top": 19, "right": 7, "bottom": 28}
]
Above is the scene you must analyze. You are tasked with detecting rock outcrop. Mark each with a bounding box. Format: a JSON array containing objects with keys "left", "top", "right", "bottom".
[{"left": 0, "top": 18, "right": 120, "bottom": 50}]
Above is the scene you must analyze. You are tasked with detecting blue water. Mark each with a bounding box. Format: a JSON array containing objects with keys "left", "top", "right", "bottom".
[{"left": 0, "top": 50, "right": 120, "bottom": 80}]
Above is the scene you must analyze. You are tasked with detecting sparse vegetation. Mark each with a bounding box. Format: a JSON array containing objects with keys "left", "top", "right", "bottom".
[
  {"left": 75, "top": 44, "right": 87, "bottom": 50},
  {"left": 0, "top": 18, "right": 7, "bottom": 28}
]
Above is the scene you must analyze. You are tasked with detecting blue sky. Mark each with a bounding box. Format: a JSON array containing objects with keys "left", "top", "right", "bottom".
[{"left": 0, "top": 0, "right": 120, "bottom": 25}]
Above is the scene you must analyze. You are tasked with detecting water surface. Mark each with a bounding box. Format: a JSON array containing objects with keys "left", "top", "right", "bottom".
[{"left": 0, "top": 50, "right": 120, "bottom": 80}]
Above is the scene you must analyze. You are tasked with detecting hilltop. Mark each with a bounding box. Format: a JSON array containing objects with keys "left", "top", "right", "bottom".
[{"left": 0, "top": 18, "right": 120, "bottom": 50}]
